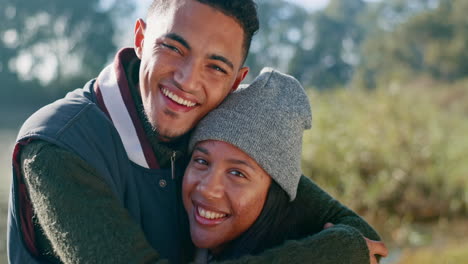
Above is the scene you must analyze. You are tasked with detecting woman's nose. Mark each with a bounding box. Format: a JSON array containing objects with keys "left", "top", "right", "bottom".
[{"left": 196, "top": 171, "right": 224, "bottom": 200}]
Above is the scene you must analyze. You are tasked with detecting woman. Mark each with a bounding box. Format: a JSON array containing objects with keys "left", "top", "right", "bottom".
[{"left": 182, "top": 68, "right": 388, "bottom": 263}]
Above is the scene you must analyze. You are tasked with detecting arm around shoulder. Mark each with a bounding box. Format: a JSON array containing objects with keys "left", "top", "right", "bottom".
[
  {"left": 293, "top": 175, "right": 381, "bottom": 241},
  {"left": 214, "top": 224, "right": 369, "bottom": 264},
  {"left": 215, "top": 175, "right": 383, "bottom": 264}
]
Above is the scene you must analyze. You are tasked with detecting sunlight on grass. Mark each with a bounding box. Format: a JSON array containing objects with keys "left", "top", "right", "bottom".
[{"left": 398, "top": 241, "right": 468, "bottom": 264}]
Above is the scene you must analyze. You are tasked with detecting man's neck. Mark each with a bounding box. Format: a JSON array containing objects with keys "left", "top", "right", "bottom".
[{"left": 124, "top": 56, "right": 190, "bottom": 168}]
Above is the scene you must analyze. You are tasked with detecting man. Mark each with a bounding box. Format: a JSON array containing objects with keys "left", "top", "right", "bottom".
[{"left": 7, "top": 0, "right": 387, "bottom": 263}]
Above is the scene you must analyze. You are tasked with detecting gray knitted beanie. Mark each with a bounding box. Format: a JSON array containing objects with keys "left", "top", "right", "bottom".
[{"left": 188, "top": 68, "right": 312, "bottom": 200}]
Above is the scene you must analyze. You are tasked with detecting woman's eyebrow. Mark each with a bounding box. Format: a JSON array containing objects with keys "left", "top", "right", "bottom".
[
  {"left": 194, "top": 146, "right": 209, "bottom": 155},
  {"left": 227, "top": 159, "right": 256, "bottom": 171}
]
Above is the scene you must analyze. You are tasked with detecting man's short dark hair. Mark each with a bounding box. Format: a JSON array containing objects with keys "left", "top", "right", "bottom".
[{"left": 147, "top": 0, "right": 259, "bottom": 64}]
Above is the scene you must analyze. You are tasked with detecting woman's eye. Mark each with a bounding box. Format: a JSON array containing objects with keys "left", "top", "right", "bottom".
[
  {"left": 229, "top": 170, "right": 245, "bottom": 178},
  {"left": 194, "top": 158, "right": 208, "bottom": 165}
]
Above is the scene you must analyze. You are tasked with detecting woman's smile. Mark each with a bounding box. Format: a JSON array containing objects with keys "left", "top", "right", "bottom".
[{"left": 192, "top": 201, "right": 230, "bottom": 226}]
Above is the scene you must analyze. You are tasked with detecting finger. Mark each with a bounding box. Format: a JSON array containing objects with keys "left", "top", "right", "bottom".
[
  {"left": 323, "top": 222, "right": 334, "bottom": 229},
  {"left": 372, "top": 242, "right": 389, "bottom": 257},
  {"left": 365, "top": 238, "right": 389, "bottom": 257}
]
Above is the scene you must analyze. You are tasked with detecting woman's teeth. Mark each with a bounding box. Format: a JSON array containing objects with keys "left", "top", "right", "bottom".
[
  {"left": 162, "top": 87, "right": 196, "bottom": 107},
  {"left": 198, "top": 206, "right": 227, "bottom": 219}
]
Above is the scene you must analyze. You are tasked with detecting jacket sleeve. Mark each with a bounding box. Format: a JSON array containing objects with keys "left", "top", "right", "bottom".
[
  {"left": 215, "top": 224, "right": 369, "bottom": 264},
  {"left": 21, "top": 140, "right": 166, "bottom": 264},
  {"left": 216, "top": 175, "right": 380, "bottom": 264},
  {"left": 293, "top": 175, "right": 381, "bottom": 240}
]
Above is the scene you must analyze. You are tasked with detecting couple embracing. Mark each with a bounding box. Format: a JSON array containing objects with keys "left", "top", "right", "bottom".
[{"left": 8, "top": 0, "right": 387, "bottom": 263}]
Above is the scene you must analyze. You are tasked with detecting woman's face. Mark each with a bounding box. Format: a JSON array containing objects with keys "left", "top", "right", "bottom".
[{"left": 182, "top": 140, "right": 271, "bottom": 254}]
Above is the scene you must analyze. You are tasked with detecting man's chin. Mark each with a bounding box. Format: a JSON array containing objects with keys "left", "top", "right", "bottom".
[
  {"left": 152, "top": 123, "right": 192, "bottom": 142},
  {"left": 146, "top": 112, "right": 193, "bottom": 142},
  {"left": 157, "top": 132, "right": 183, "bottom": 142}
]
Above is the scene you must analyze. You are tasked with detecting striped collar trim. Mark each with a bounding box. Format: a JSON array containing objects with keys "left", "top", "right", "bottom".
[{"left": 94, "top": 48, "right": 159, "bottom": 169}]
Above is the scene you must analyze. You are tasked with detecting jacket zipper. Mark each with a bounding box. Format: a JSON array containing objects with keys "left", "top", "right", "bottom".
[{"left": 171, "top": 151, "right": 176, "bottom": 180}]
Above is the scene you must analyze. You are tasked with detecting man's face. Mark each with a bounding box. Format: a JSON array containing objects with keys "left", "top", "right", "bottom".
[{"left": 134, "top": 0, "right": 249, "bottom": 141}]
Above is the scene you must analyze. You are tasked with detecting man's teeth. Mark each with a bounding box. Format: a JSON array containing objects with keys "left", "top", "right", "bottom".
[
  {"left": 198, "top": 207, "right": 227, "bottom": 220},
  {"left": 162, "top": 88, "right": 196, "bottom": 107}
]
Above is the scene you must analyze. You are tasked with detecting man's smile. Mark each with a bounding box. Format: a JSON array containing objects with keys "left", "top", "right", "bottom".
[{"left": 161, "top": 87, "right": 197, "bottom": 107}]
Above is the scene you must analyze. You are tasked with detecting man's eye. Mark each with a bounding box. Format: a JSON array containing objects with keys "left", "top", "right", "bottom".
[
  {"left": 229, "top": 170, "right": 245, "bottom": 178},
  {"left": 161, "top": 43, "right": 182, "bottom": 54},
  {"left": 210, "top": 65, "right": 227, "bottom": 74}
]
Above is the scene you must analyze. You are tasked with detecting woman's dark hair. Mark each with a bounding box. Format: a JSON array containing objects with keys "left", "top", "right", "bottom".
[{"left": 214, "top": 181, "right": 299, "bottom": 261}]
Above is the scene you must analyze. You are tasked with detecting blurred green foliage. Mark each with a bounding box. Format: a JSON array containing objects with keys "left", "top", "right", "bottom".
[
  {"left": 398, "top": 240, "right": 468, "bottom": 264},
  {"left": 301, "top": 80, "right": 468, "bottom": 241},
  {"left": 250, "top": 0, "right": 468, "bottom": 89},
  {"left": 3, "top": 0, "right": 468, "bottom": 97},
  {"left": 246, "top": 0, "right": 309, "bottom": 79},
  {"left": 0, "top": 0, "right": 133, "bottom": 105},
  {"left": 355, "top": 0, "right": 468, "bottom": 87},
  {"left": 289, "top": 0, "right": 367, "bottom": 89}
]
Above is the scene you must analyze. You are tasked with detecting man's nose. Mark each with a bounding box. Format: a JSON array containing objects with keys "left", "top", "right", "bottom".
[
  {"left": 197, "top": 171, "right": 224, "bottom": 200},
  {"left": 174, "top": 58, "right": 201, "bottom": 93}
]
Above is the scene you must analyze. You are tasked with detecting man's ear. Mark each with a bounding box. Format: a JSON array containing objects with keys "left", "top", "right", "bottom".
[
  {"left": 231, "top": 67, "right": 249, "bottom": 92},
  {"left": 134, "top": 18, "right": 147, "bottom": 59}
]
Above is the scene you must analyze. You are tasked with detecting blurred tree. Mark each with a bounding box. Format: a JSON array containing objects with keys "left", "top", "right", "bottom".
[
  {"left": 0, "top": 0, "right": 134, "bottom": 104},
  {"left": 354, "top": 0, "right": 468, "bottom": 87},
  {"left": 245, "top": 0, "right": 308, "bottom": 79},
  {"left": 289, "top": 0, "right": 368, "bottom": 89}
]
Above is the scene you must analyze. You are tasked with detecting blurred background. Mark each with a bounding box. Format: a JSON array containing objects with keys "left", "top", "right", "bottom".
[{"left": 1, "top": 0, "right": 467, "bottom": 263}]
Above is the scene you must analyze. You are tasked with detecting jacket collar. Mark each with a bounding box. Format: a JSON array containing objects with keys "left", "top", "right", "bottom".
[{"left": 93, "top": 48, "right": 160, "bottom": 169}]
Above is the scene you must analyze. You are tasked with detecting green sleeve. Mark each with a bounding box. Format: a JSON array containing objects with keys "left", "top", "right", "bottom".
[
  {"left": 21, "top": 140, "right": 165, "bottom": 264},
  {"left": 293, "top": 175, "right": 381, "bottom": 241},
  {"left": 215, "top": 224, "right": 369, "bottom": 264},
  {"left": 217, "top": 176, "right": 380, "bottom": 263}
]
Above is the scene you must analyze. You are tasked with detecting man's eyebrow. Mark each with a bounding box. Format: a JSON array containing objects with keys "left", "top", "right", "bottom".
[
  {"left": 163, "top": 34, "right": 234, "bottom": 70},
  {"left": 165, "top": 33, "right": 191, "bottom": 50},
  {"left": 227, "top": 159, "right": 256, "bottom": 171},
  {"left": 208, "top": 54, "right": 234, "bottom": 70},
  {"left": 194, "top": 146, "right": 209, "bottom": 155}
]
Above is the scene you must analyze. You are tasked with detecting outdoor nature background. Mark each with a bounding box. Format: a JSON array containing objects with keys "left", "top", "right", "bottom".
[{"left": 1, "top": 0, "right": 467, "bottom": 263}]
